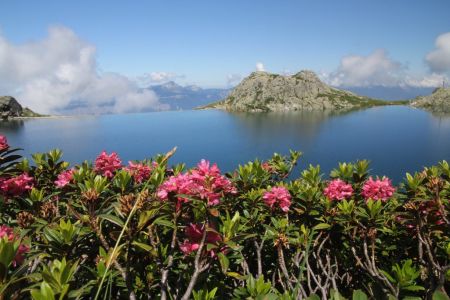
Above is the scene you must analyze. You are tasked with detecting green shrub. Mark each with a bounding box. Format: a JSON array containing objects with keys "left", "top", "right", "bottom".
[{"left": 0, "top": 137, "right": 448, "bottom": 299}]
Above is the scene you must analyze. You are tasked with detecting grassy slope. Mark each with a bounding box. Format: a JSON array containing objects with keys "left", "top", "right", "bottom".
[{"left": 198, "top": 91, "right": 410, "bottom": 111}]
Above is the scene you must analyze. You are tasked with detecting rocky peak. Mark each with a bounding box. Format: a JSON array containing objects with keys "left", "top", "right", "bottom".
[
  {"left": 201, "top": 70, "right": 385, "bottom": 112},
  {"left": 0, "top": 96, "right": 43, "bottom": 119},
  {"left": 412, "top": 87, "right": 450, "bottom": 113},
  {"left": 0, "top": 96, "right": 23, "bottom": 119},
  {"left": 293, "top": 70, "right": 321, "bottom": 82},
  {"left": 432, "top": 87, "right": 450, "bottom": 95}
]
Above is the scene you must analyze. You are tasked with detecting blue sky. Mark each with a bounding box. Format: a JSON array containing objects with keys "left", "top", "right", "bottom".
[{"left": 0, "top": 1, "right": 449, "bottom": 113}]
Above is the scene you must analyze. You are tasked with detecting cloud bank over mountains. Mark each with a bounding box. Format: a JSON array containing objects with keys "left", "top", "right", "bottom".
[
  {"left": 0, "top": 26, "right": 168, "bottom": 114},
  {"left": 0, "top": 26, "right": 448, "bottom": 114},
  {"left": 136, "top": 72, "right": 186, "bottom": 87},
  {"left": 323, "top": 46, "right": 448, "bottom": 89}
]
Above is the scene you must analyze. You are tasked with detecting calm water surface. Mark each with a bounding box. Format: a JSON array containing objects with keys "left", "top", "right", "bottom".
[{"left": 1, "top": 106, "right": 450, "bottom": 182}]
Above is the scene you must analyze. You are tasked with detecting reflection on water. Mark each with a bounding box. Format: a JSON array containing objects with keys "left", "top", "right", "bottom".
[
  {"left": 230, "top": 110, "right": 333, "bottom": 138},
  {"left": 0, "top": 119, "right": 24, "bottom": 132},
  {"left": 0, "top": 106, "right": 449, "bottom": 182},
  {"left": 429, "top": 111, "right": 450, "bottom": 119}
]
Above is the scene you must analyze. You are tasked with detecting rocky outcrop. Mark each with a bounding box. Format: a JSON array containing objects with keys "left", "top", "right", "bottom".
[
  {"left": 0, "top": 96, "right": 23, "bottom": 119},
  {"left": 201, "top": 70, "right": 388, "bottom": 112},
  {"left": 0, "top": 96, "right": 42, "bottom": 119},
  {"left": 411, "top": 87, "right": 450, "bottom": 113}
]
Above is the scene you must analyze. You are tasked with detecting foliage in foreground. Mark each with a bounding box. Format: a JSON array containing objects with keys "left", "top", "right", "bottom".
[{"left": 0, "top": 135, "right": 449, "bottom": 299}]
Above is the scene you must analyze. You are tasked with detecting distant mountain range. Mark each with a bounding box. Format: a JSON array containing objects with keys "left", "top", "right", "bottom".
[
  {"left": 343, "top": 86, "right": 435, "bottom": 101},
  {"left": 149, "top": 81, "right": 437, "bottom": 111},
  {"left": 1, "top": 79, "right": 442, "bottom": 117},
  {"left": 148, "top": 81, "right": 230, "bottom": 110}
]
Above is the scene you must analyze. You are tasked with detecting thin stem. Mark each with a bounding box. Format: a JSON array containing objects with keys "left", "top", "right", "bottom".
[
  {"left": 180, "top": 226, "right": 209, "bottom": 300},
  {"left": 94, "top": 147, "right": 177, "bottom": 300}
]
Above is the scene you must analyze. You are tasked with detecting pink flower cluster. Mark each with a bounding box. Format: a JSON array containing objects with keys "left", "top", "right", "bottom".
[
  {"left": 179, "top": 223, "right": 222, "bottom": 256},
  {"left": 0, "top": 173, "right": 34, "bottom": 197},
  {"left": 361, "top": 177, "right": 395, "bottom": 202},
  {"left": 157, "top": 160, "right": 236, "bottom": 207},
  {"left": 124, "top": 161, "right": 153, "bottom": 183},
  {"left": 324, "top": 179, "right": 354, "bottom": 201},
  {"left": 94, "top": 151, "right": 122, "bottom": 178},
  {"left": 263, "top": 186, "right": 291, "bottom": 212},
  {"left": 0, "top": 135, "right": 9, "bottom": 151},
  {"left": 0, "top": 225, "right": 29, "bottom": 266},
  {"left": 55, "top": 169, "right": 75, "bottom": 188},
  {"left": 0, "top": 225, "right": 14, "bottom": 240}
]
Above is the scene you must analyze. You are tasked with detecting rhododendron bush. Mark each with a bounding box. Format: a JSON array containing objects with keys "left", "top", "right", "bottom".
[{"left": 0, "top": 135, "right": 448, "bottom": 300}]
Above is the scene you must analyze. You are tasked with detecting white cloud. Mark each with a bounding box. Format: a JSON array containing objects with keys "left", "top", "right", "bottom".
[
  {"left": 426, "top": 32, "right": 450, "bottom": 73},
  {"left": 256, "top": 62, "right": 265, "bottom": 72},
  {"left": 404, "top": 73, "right": 448, "bottom": 88},
  {"left": 327, "top": 49, "right": 403, "bottom": 87},
  {"left": 323, "top": 49, "right": 448, "bottom": 88},
  {"left": 0, "top": 26, "right": 169, "bottom": 114},
  {"left": 136, "top": 71, "right": 185, "bottom": 86}
]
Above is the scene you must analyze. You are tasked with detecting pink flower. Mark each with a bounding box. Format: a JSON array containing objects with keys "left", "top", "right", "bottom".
[
  {"left": 0, "top": 225, "right": 15, "bottom": 240},
  {"left": 0, "top": 173, "right": 34, "bottom": 197},
  {"left": 55, "top": 169, "right": 75, "bottom": 188},
  {"left": 94, "top": 151, "right": 122, "bottom": 178},
  {"left": 180, "top": 223, "right": 222, "bottom": 256},
  {"left": 0, "top": 225, "right": 29, "bottom": 266},
  {"left": 324, "top": 179, "right": 354, "bottom": 201},
  {"left": 124, "top": 161, "right": 152, "bottom": 183},
  {"left": 13, "top": 243, "right": 29, "bottom": 266},
  {"left": 361, "top": 177, "right": 395, "bottom": 202},
  {"left": 0, "top": 135, "right": 9, "bottom": 151},
  {"left": 179, "top": 240, "right": 200, "bottom": 254},
  {"left": 263, "top": 186, "right": 291, "bottom": 212},
  {"left": 157, "top": 160, "right": 236, "bottom": 208},
  {"left": 185, "top": 223, "right": 204, "bottom": 241},
  {"left": 262, "top": 162, "right": 275, "bottom": 173}
]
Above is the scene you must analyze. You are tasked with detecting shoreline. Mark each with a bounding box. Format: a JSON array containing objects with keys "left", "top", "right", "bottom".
[{"left": 1, "top": 115, "right": 71, "bottom": 121}]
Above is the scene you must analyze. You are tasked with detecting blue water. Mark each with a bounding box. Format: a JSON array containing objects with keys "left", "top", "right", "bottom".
[{"left": 1, "top": 106, "right": 450, "bottom": 182}]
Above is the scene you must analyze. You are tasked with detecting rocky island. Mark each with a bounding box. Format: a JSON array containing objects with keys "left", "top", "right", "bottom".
[
  {"left": 0, "top": 96, "right": 43, "bottom": 120},
  {"left": 411, "top": 87, "right": 450, "bottom": 114},
  {"left": 201, "top": 70, "right": 399, "bottom": 112}
]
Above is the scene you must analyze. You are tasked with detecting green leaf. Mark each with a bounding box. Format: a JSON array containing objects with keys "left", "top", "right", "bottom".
[
  {"left": 433, "top": 291, "right": 450, "bottom": 300},
  {"left": 31, "top": 282, "right": 55, "bottom": 300},
  {"left": 380, "top": 269, "right": 395, "bottom": 283},
  {"left": 403, "top": 285, "right": 425, "bottom": 291},
  {"left": 226, "top": 272, "right": 245, "bottom": 280},
  {"left": 98, "top": 214, "right": 124, "bottom": 227},
  {"left": 217, "top": 252, "right": 229, "bottom": 273},
  {"left": 330, "top": 289, "right": 346, "bottom": 300},
  {"left": 153, "top": 217, "right": 175, "bottom": 229},
  {"left": 313, "top": 223, "right": 331, "bottom": 230},
  {"left": 132, "top": 241, "right": 153, "bottom": 252},
  {"left": 352, "top": 290, "right": 368, "bottom": 300}
]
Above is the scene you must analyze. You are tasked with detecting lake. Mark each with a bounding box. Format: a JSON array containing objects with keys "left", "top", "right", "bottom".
[{"left": 1, "top": 106, "right": 450, "bottom": 182}]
